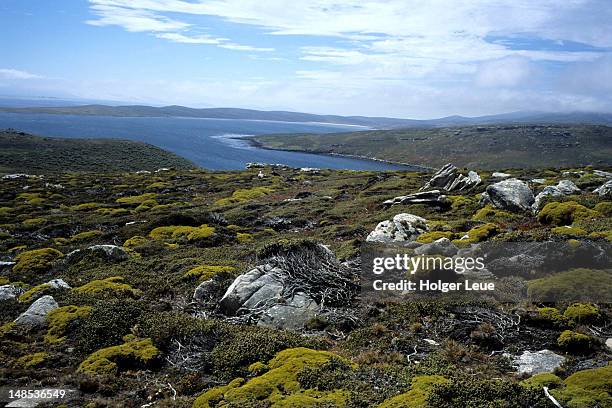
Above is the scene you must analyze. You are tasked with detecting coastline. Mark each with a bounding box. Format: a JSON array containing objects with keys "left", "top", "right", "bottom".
[{"left": 241, "top": 135, "right": 435, "bottom": 171}]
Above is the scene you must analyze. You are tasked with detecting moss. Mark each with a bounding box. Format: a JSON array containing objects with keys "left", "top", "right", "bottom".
[
  {"left": 552, "top": 363, "right": 612, "bottom": 408},
  {"left": 215, "top": 186, "right": 274, "bottom": 206},
  {"left": 378, "top": 375, "right": 450, "bottom": 408},
  {"left": 146, "top": 181, "right": 170, "bottom": 190},
  {"left": 528, "top": 269, "right": 612, "bottom": 303},
  {"left": 123, "top": 235, "right": 148, "bottom": 249},
  {"left": 71, "top": 230, "right": 104, "bottom": 242},
  {"left": 149, "top": 224, "right": 215, "bottom": 242},
  {"left": 73, "top": 276, "right": 141, "bottom": 298},
  {"left": 557, "top": 330, "right": 594, "bottom": 351},
  {"left": 183, "top": 265, "right": 236, "bottom": 281},
  {"left": 13, "top": 248, "right": 63, "bottom": 275},
  {"left": 0, "top": 206, "right": 13, "bottom": 216},
  {"left": 472, "top": 206, "right": 516, "bottom": 222},
  {"left": 551, "top": 225, "right": 587, "bottom": 236},
  {"left": 18, "top": 192, "right": 44, "bottom": 205},
  {"left": 464, "top": 222, "right": 500, "bottom": 243},
  {"left": 45, "top": 305, "right": 92, "bottom": 343},
  {"left": 588, "top": 230, "right": 612, "bottom": 241},
  {"left": 563, "top": 303, "right": 599, "bottom": 324},
  {"left": 116, "top": 192, "right": 157, "bottom": 205},
  {"left": 247, "top": 361, "right": 269, "bottom": 375},
  {"left": 594, "top": 201, "right": 612, "bottom": 216},
  {"left": 22, "top": 217, "right": 47, "bottom": 226},
  {"left": 17, "top": 352, "right": 48, "bottom": 368},
  {"left": 520, "top": 373, "right": 563, "bottom": 389},
  {"left": 135, "top": 199, "right": 159, "bottom": 212},
  {"left": 78, "top": 336, "right": 159, "bottom": 376},
  {"left": 449, "top": 195, "right": 474, "bottom": 209},
  {"left": 537, "top": 307, "right": 566, "bottom": 326},
  {"left": 18, "top": 283, "right": 52, "bottom": 303},
  {"left": 70, "top": 202, "right": 100, "bottom": 211},
  {"left": 415, "top": 231, "right": 454, "bottom": 244},
  {"left": 194, "top": 347, "right": 353, "bottom": 407},
  {"left": 236, "top": 232, "right": 253, "bottom": 243},
  {"left": 538, "top": 201, "right": 599, "bottom": 226},
  {"left": 96, "top": 208, "right": 130, "bottom": 216}
]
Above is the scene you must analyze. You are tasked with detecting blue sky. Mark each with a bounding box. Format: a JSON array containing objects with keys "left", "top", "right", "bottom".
[{"left": 1, "top": 0, "right": 611, "bottom": 118}]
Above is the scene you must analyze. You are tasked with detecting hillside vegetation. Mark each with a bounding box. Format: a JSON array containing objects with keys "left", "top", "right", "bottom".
[
  {"left": 252, "top": 124, "right": 612, "bottom": 169},
  {"left": 0, "top": 130, "right": 196, "bottom": 173},
  {"left": 1, "top": 161, "right": 611, "bottom": 406}
]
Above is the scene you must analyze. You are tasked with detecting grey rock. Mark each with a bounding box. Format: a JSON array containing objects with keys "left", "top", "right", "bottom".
[
  {"left": 14, "top": 295, "right": 58, "bottom": 328},
  {"left": 531, "top": 178, "right": 546, "bottom": 184},
  {"left": 593, "top": 170, "right": 612, "bottom": 178},
  {"left": 533, "top": 180, "right": 580, "bottom": 210},
  {"left": 383, "top": 190, "right": 451, "bottom": 207},
  {"left": 219, "top": 266, "right": 283, "bottom": 314},
  {"left": 65, "top": 244, "right": 128, "bottom": 264},
  {"left": 514, "top": 349, "right": 565, "bottom": 375},
  {"left": 491, "top": 172, "right": 511, "bottom": 178},
  {"left": 46, "top": 278, "right": 71, "bottom": 290},
  {"left": 366, "top": 213, "right": 429, "bottom": 244},
  {"left": 606, "top": 338, "right": 612, "bottom": 351},
  {"left": 594, "top": 180, "right": 612, "bottom": 199},
  {"left": 0, "top": 260, "right": 16, "bottom": 266},
  {"left": 193, "top": 279, "right": 216, "bottom": 302},
  {"left": 482, "top": 178, "right": 534, "bottom": 213},
  {"left": 420, "top": 163, "right": 481, "bottom": 192},
  {"left": 415, "top": 238, "right": 458, "bottom": 257},
  {"left": 0, "top": 285, "right": 24, "bottom": 301},
  {"left": 257, "top": 292, "right": 318, "bottom": 330}
]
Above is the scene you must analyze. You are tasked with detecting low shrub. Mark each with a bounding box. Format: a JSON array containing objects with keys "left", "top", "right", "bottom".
[
  {"left": 116, "top": 193, "right": 157, "bottom": 206},
  {"left": 594, "top": 201, "right": 612, "bottom": 216},
  {"left": 550, "top": 225, "right": 587, "bottom": 236},
  {"left": 528, "top": 269, "right": 612, "bottom": 303},
  {"left": 557, "top": 330, "right": 595, "bottom": 352},
  {"left": 379, "top": 375, "right": 449, "bottom": 408},
  {"left": 563, "top": 303, "right": 600, "bottom": 324},
  {"left": 553, "top": 363, "right": 612, "bottom": 408},
  {"left": 71, "top": 230, "right": 104, "bottom": 242},
  {"left": 183, "top": 265, "right": 236, "bottom": 281},
  {"left": 17, "top": 352, "right": 48, "bottom": 368},
  {"left": 215, "top": 187, "right": 274, "bottom": 206}
]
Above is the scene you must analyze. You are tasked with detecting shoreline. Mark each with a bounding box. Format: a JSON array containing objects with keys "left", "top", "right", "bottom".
[{"left": 241, "top": 135, "right": 435, "bottom": 171}]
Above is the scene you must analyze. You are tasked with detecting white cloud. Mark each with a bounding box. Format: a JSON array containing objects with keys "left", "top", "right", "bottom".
[
  {"left": 87, "top": 4, "right": 190, "bottom": 32},
  {"left": 0, "top": 68, "right": 43, "bottom": 80}
]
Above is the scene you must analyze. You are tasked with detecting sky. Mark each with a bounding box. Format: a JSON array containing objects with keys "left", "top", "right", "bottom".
[{"left": 1, "top": 0, "right": 612, "bottom": 118}]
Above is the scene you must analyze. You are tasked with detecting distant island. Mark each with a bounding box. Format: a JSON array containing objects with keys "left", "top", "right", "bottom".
[
  {"left": 252, "top": 124, "right": 612, "bottom": 170},
  {"left": 3, "top": 104, "right": 612, "bottom": 128},
  {"left": 0, "top": 129, "right": 196, "bottom": 173}
]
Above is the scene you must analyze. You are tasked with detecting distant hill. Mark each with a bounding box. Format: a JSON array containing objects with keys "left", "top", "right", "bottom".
[
  {"left": 2, "top": 104, "right": 612, "bottom": 129},
  {"left": 252, "top": 124, "right": 612, "bottom": 170},
  {"left": 0, "top": 129, "right": 196, "bottom": 174}
]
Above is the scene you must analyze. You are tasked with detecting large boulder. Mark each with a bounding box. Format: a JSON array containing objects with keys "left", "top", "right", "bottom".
[
  {"left": 366, "top": 213, "right": 429, "bottom": 244},
  {"left": 383, "top": 190, "right": 451, "bottom": 208},
  {"left": 65, "top": 244, "right": 129, "bottom": 264},
  {"left": 218, "top": 242, "right": 357, "bottom": 330},
  {"left": 481, "top": 178, "right": 534, "bottom": 213},
  {"left": 14, "top": 295, "right": 58, "bottom": 328},
  {"left": 594, "top": 180, "right": 612, "bottom": 199},
  {"left": 533, "top": 180, "right": 580, "bottom": 210},
  {"left": 420, "top": 163, "right": 481, "bottom": 192},
  {"left": 513, "top": 349, "right": 565, "bottom": 375}
]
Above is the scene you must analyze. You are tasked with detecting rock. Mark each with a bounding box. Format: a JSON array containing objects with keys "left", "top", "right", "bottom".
[
  {"left": 383, "top": 190, "right": 451, "bottom": 207},
  {"left": 193, "top": 279, "right": 217, "bottom": 302},
  {"left": 219, "top": 266, "right": 284, "bottom": 315},
  {"left": 533, "top": 180, "right": 581, "bottom": 210},
  {"left": 65, "top": 244, "right": 129, "bottom": 264},
  {"left": 531, "top": 178, "right": 546, "bottom": 184},
  {"left": 0, "top": 260, "right": 16, "bottom": 266},
  {"left": 593, "top": 170, "right": 612, "bottom": 178},
  {"left": 46, "top": 278, "right": 71, "bottom": 290},
  {"left": 422, "top": 339, "right": 440, "bottom": 346},
  {"left": 606, "top": 338, "right": 612, "bottom": 351},
  {"left": 0, "top": 285, "right": 24, "bottom": 301},
  {"left": 482, "top": 178, "right": 534, "bottom": 213},
  {"left": 594, "top": 180, "right": 612, "bottom": 198},
  {"left": 366, "top": 213, "right": 429, "bottom": 244},
  {"left": 514, "top": 349, "right": 565, "bottom": 375},
  {"left": 420, "top": 163, "right": 481, "bottom": 192},
  {"left": 415, "top": 238, "right": 458, "bottom": 257},
  {"left": 257, "top": 292, "right": 318, "bottom": 330},
  {"left": 491, "top": 172, "right": 511, "bottom": 178},
  {"left": 14, "top": 295, "right": 58, "bottom": 328}
]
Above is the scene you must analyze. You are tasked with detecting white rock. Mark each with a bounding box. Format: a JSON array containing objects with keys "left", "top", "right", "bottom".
[
  {"left": 366, "top": 213, "right": 429, "bottom": 243},
  {"left": 14, "top": 295, "right": 58, "bottom": 328},
  {"left": 492, "top": 172, "right": 511, "bottom": 178},
  {"left": 0, "top": 285, "right": 24, "bottom": 301},
  {"left": 594, "top": 180, "right": 612, "bottom": 199},
  {"left": 514, "top": 350, "right": 565, "bottom": 375},
  {"left": 482, "top": 178, "right": 534, "bottom": 213}
]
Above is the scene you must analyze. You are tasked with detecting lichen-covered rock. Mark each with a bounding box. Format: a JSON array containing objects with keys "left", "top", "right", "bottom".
[
  {"left": 513, "top": 349, "right": 565, "bottom": 375},
  {"left": 482, "top": 178, "right": 534, "bottom": 213},
  {"left": 0, "top": 284, "right": 24, "bottom": 301},
  {"left": 533, "top": 179, "right": 581, "bottom": 210},
  {"left": 594, "top": 179, "right": 612, "bottom": 198},
  {"left": 14, "top": 295, "right": 58, "bottom": 328},
  {"left": 383, "top": 190, "right": 451, "bottom": 207},
  {"left": 65, "top": 244, "right": 129, "bottom": 264},
  {"left": 219, "top": 265, "right": 284, "bottom": 315},
  {"left": 420, "top": 163, "right": 481, "bottom": 192},
  {"left": 257, "top": 292, "right": 318, "bottom": 330},
  {"left": 366, "top": 213, "right": 429, "bottom": 243}
]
